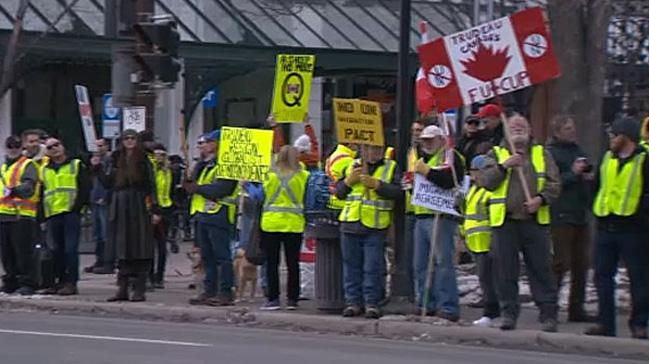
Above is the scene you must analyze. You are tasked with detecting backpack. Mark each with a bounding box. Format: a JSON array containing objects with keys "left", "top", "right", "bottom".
[{"left": 304, "top": 169, "right": 332, "bottom": 212}]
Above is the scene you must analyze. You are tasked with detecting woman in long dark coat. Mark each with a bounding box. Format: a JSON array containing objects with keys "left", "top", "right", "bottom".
[{"left": 94, "top": 129, "right": 158, "bottom": 302}]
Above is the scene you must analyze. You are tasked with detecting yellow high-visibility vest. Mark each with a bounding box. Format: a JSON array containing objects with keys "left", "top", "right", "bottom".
[
  {"left": 42, "top": 159, "right": 80, "bottom": 218},
  {"left": 593, "top": 150, "right": 645, "bottom": 217},
  {"left": 405, "top": 147, "right": 418, "bottom": 213},
  {"left": 155, "top": 167, "right": 173, "bottom": 209},
  {"left": 0, "top": 157, "right": 39, "bottom": 218},
  {"left": 463, "top": 185, "right": 491, "bottom": 253},
  {"left": 325, "top": 144, "right": 356, "bottom": 210},
  {"left": 339, "top": 159, "right": 396, "bottom": 229},
  {"left": 261, "top": 169, "right": 310, "bottom": 233},
  {"left": 489, "top": 145, "right": 550, "bottom": 227},
  {"left": 189, "top": 164, "right": 239, "bottom": 224}
]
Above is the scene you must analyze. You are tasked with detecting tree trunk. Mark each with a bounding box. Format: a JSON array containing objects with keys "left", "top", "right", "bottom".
[
  {"left": 546, "top": 0, "right": 613, "bottom": 160},
  {"left": 0, "top": 0, "right": 31, "bottom": 99}
]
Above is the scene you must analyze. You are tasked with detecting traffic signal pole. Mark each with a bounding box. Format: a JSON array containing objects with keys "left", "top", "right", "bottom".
[{"left": 390, "top": 0, "right": 413, "bottom": 300}]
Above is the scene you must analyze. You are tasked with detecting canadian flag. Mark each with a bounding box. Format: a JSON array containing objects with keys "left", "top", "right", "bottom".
[{"left": 417, "top": 7, "right": 560, "bottom": 111}]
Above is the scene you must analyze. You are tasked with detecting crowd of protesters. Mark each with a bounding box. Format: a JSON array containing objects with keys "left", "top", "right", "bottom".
[{"left": 1, "top": 105, "right": 647, "bottom": 340}]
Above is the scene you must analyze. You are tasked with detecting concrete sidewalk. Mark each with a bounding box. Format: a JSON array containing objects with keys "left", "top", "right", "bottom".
[{"left": 0, "top": 245, "right": 646, "bottom": 360}]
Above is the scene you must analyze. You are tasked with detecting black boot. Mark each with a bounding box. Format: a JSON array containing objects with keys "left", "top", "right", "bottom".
[
  {"left": 107, "top": 274, "right": 129, "bottom": 302},
  {"left": 130, "top": 273, "right": 146, "bottom": 302}
]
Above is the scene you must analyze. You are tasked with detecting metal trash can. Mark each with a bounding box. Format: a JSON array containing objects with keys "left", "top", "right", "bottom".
[{"left": 305, "top": 212, "right": 345, "bottom": 313}]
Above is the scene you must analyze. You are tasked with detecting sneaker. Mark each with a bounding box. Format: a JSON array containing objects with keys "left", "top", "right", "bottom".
[
  {"left": 188, "top": 294, "right": 213, "bottom": 306},
  {"left": 57, "top": 283, "right": 78, "bottom": 296},
  {"left": 260, "top": 300, "right": 281, "bottom": 311},
  {"left": 436, "top": 311, "right": 460, "bottom": 323},
  {"left": 342, "top": 304, "right": 363, "bottom": 318},
  {"left": 153, "top": 281, "right": 165, "bottom": 289},
  {"left": 472, "top": 316, "right": 493, "bottom": 327},
  {"left": 365, "top": 305, "right": 382, "bottom": 319},
  {"left": 541, "top": 318, "right": 558, "bottom": 333},
  {"left": 16, "top": 286, "right": 34, "bottom": 296},
  {"left": 584, "top": 324, "right": 614, "bottom": 337},
  {"left": 83, "top": 264, "right": 97, "bottom": 273},
  {"left": 1, "top": 286, "right": 17, "bottom": 294},
  {"left": 286, "top": 300, "right": 298, "bottom": 310},
  {"left": 500, "top": 316, "right": 517, "bottom": 331}
]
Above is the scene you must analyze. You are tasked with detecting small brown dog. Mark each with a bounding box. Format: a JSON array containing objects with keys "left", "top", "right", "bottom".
[
  {"left": 233, "top": 248, "right": 258, "bottom": 301},
  {"left": 186, "top": 246, "right": 204, "bottom": 292}
]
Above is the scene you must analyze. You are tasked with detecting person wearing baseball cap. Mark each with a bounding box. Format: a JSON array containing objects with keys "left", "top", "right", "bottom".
[
  {"left": 477, "top": 104, "right": 504, "bottom": 146},
  {"left": 463, "top": 154, "right": 500, "bottom": 327},
  {"left": 587, "top": 117, "right": 649, "bottom": 339},
  {"left": 458, "top": 114, "right": 493, "bottom": 164},
  {"left": 411, "top": 125, "right": 465, "bottom": 321},
  {"left": 184, "top": 128, "right": 239, "bottom": 306},
  {"left": 480, "top": 114, "right": 561, "bottom": 332}
]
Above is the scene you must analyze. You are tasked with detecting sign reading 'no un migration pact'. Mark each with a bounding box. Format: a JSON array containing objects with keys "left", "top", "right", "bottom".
[
  {"left": 417, "top": 7, "right": 560, "bottom": 112},
  {"left": 411, "top": 174, "right": 470, "bottom": 217},
  {"left": 334, "top": 98, "right": 384, "bottom": 146},
  {"left": 272, "top": 55, "right": 316, "bottom": 123},
  {"left": 216, "top": 127, "right": 274, "bottom": 183}
]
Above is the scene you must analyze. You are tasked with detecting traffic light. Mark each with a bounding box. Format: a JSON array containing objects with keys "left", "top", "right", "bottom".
[{"left": 133, "top": 19, "right": 181, "bottom": 85}]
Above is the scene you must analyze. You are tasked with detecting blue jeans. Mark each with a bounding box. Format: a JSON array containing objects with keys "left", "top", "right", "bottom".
[
  {"left": 196, "top": 222, "right": 233, "bottom": 297},
  {"left": 91, "top": 204, "right": 109, "bottom": 266},
  {"left": 340, "top": 232, "right": 385, "bottom": 306},
  {"left": 413, "top": 216, "right": 459, "bottom": 315},
  {"left": 594, "top": 229, "right": 649, "bottom": 334},
  {"left": 47, "top": 212, "right": 81, "bottom": 284}
]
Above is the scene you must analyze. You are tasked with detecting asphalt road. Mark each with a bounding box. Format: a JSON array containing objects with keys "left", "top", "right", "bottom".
[{"left": 0, "top": 312, "right": 643, "bottom": 364}]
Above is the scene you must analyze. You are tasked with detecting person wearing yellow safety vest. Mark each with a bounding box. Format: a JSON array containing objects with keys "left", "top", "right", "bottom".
[
  {"left": 258, "top": 146, "right": 309, "bottom": 311},
  {"left": 21, "top": 129, "right": 49, "bottom": 169},
  {"left": 150, "top": 144, "right": 174, "bottom": 289},
  {"left": 462, "top": 155, "right": 500, "bottom": 327},
  {"left": 183, "top": 129, "right": 239, "bottom": 307},
  {"left": 39, "top": 137, "right": 90, "bottom": 296},
  {"left": 585, "top": 117, "right": 649, "bottom": 340},
  {"left": 481, "top": 114, "right": 561, "bottom": 333},
  {"left": 411, "top": 125, "right": 465, "bottom": 322},
  {"left": 325, "top": 143, "right": 357, "bottom": 211},
  {"left": 400, "top": 119, "right": 424, "bottom": 299},
  {"left": 335, "top": 144, "right": 401, "bottom": 319},
  {"left": 0, "top": 136, "right": 40, "bottom": 296}
]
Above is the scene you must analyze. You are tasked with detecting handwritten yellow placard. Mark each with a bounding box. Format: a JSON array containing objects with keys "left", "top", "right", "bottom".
[
  {"left": 216, "top": 127, "right": 273, "bottom": 182},
  {"left": 334, "top": 98, "right": 384, "bottom": 146}
]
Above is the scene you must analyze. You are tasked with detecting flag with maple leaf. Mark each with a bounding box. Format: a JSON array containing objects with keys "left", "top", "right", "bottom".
[{"left": 417, "top": 7, "right": 560, "bottom": 111}]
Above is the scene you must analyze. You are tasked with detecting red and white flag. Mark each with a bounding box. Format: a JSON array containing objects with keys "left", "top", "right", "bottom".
[
  {"left": 416, "top": 22, "right": 435, "bottom": 114},
  {"left": 417, "top": 7, "right": 560, "bottom": 112}
]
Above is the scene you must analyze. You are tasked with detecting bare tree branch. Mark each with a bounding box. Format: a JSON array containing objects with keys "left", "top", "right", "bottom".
[{"left": 0, "top": 0, "right": 30, "bottom": 99}]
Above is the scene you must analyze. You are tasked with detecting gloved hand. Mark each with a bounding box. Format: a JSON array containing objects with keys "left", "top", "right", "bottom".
[
  {"left": 344, "top": 167, "right": 362, "bottom": 187},
  {"left": 360, "top": 175, "right": 381, "bottom": 190},
  {"left": 414, "top": 159, "right": 431, "bottom": 176}
]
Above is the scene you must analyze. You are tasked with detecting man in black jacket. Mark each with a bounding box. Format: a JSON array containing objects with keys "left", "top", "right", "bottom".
[{"left": 546, "top": 115, "right": 594, "bottom": 322}]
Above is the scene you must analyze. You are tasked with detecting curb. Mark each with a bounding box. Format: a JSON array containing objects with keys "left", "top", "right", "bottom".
[{"left": 0, "top": 297, "right": 647, "bottom": 360}]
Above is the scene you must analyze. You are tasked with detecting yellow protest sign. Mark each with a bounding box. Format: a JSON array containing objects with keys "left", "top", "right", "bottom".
[
  {"left": 216, "top": 127, "right": 274, "bottom": 182},
  {"left": 334, "top": 98, "right": 384, "bottom": 146},
  {"left": 272, "top": 54, "right": 316, "bottom": 123}
]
